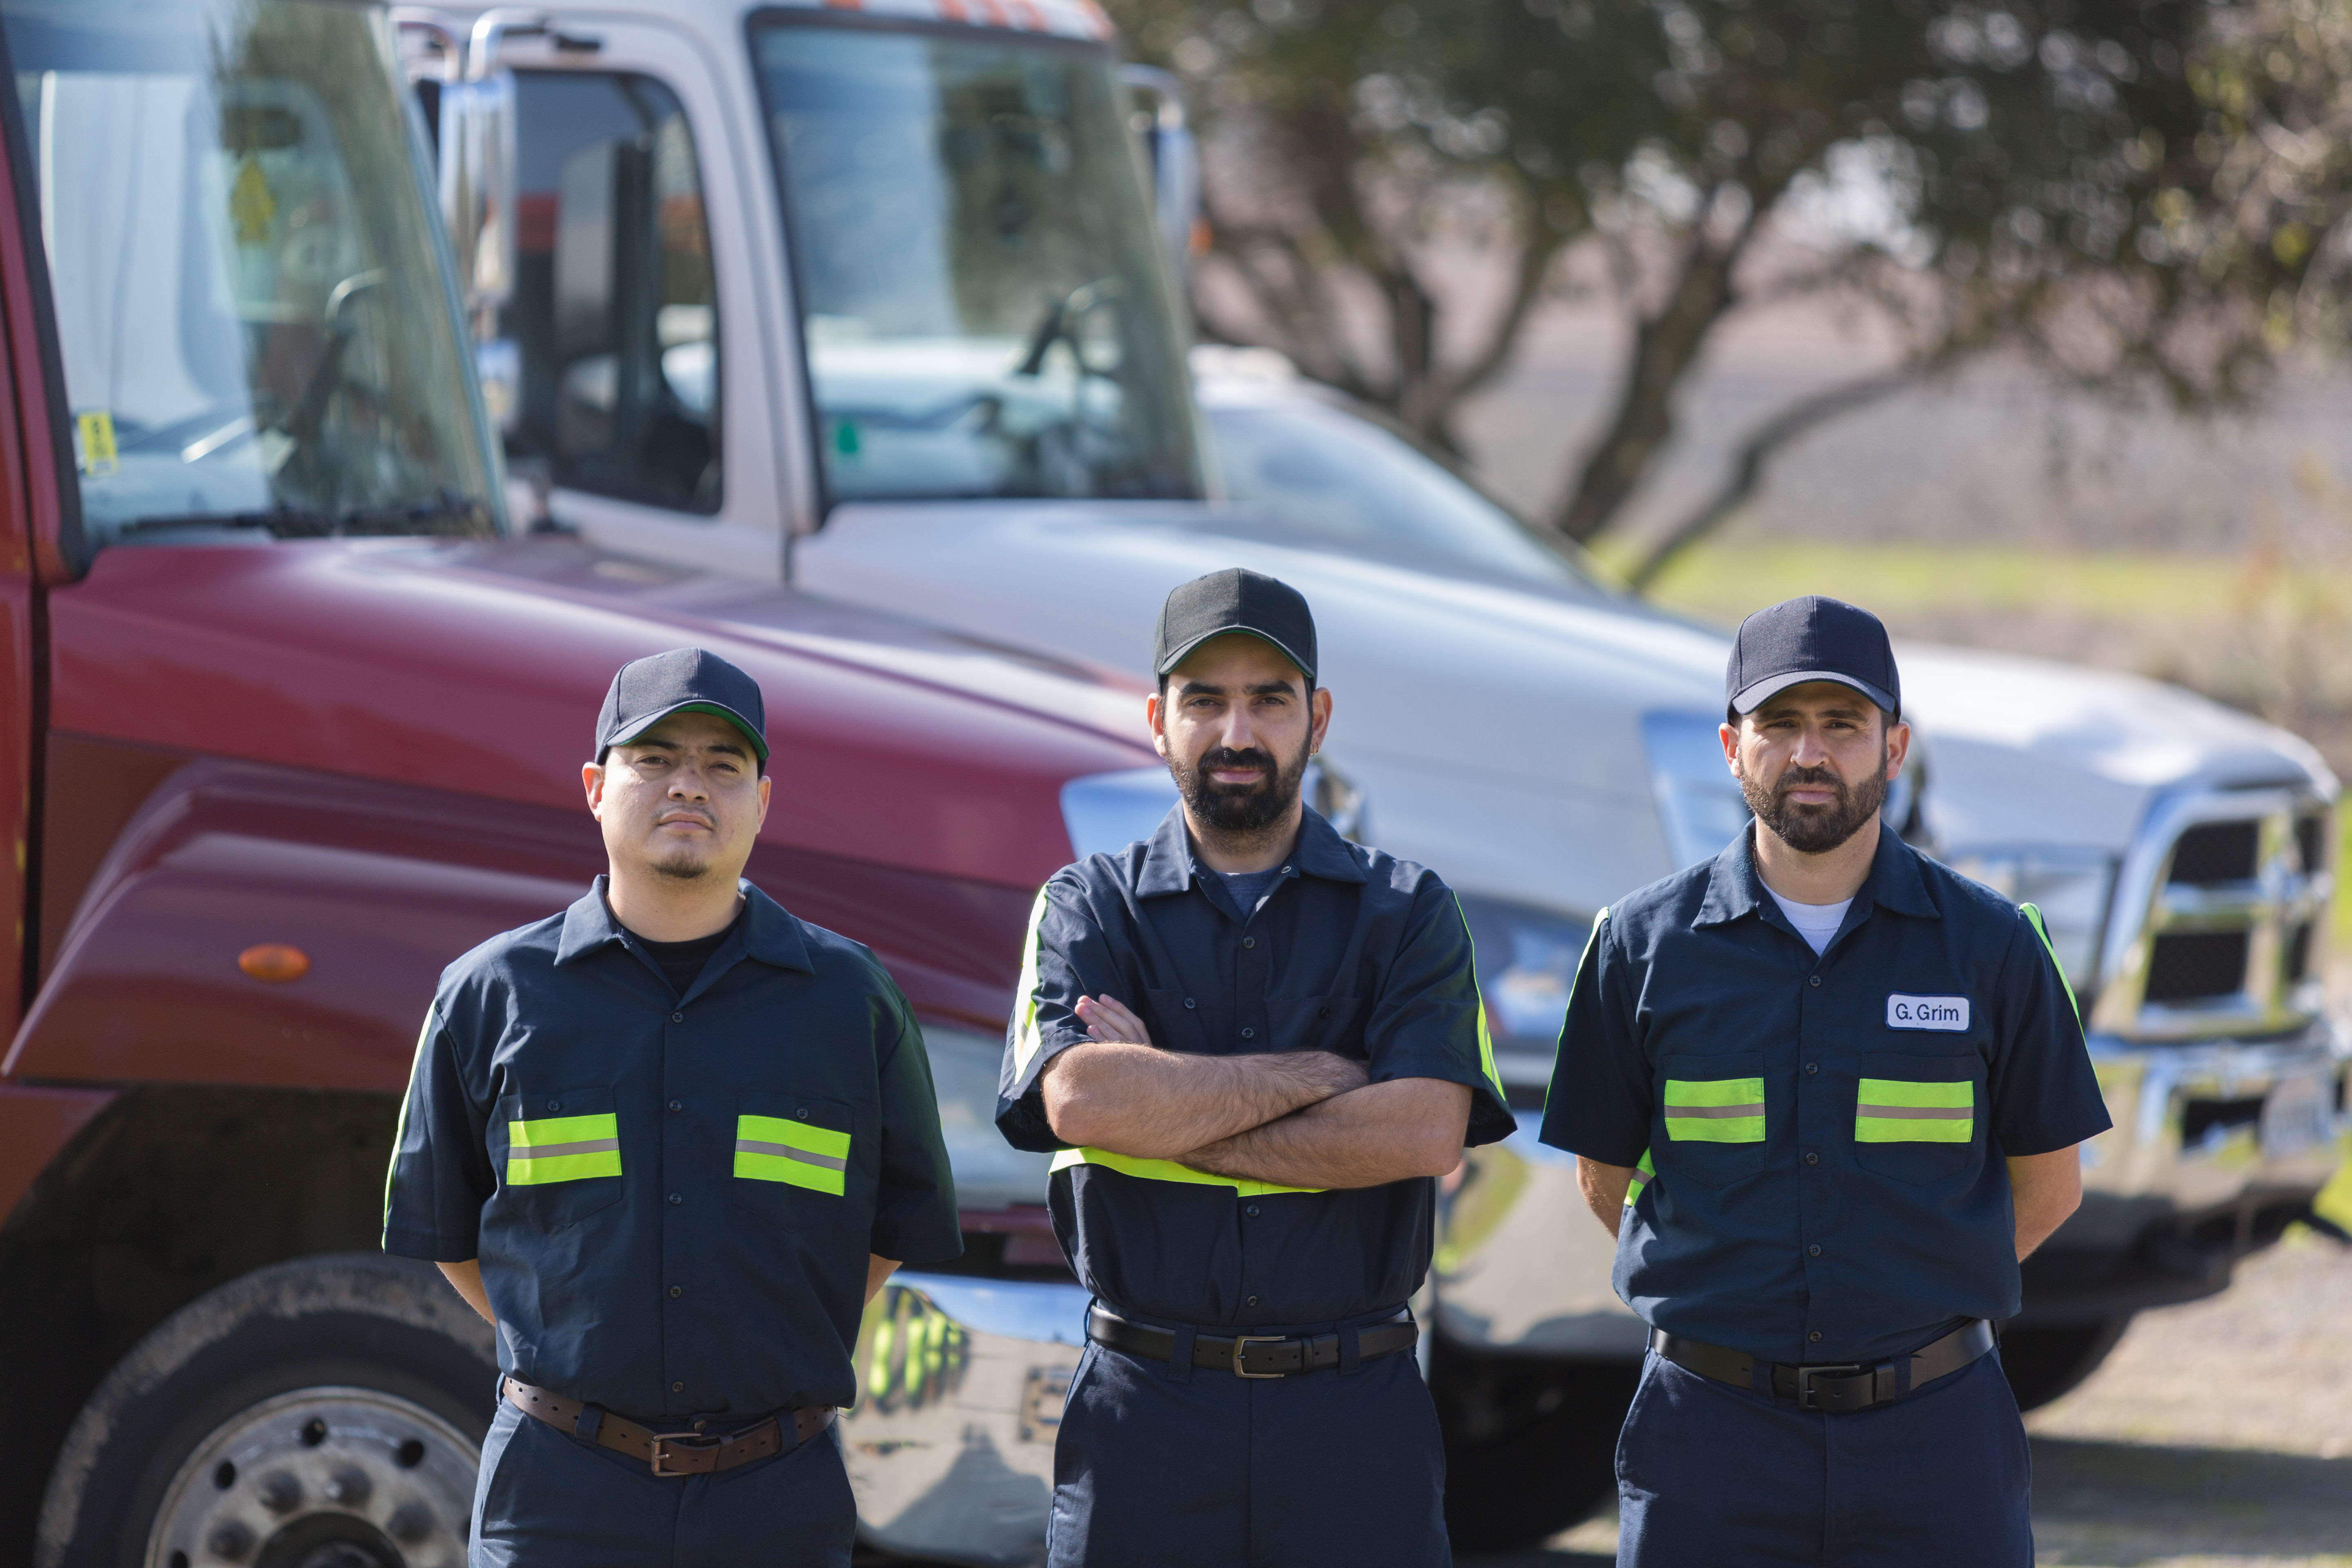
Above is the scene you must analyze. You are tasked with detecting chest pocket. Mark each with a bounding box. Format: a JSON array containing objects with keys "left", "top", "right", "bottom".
[
  {"left": 1143, "top": 989, "right": 1209, "bottom": 1054},
  {"left": 1267, "top": 994, "right": 1366, "bottom": 1056},
  {"left": 732, "top": 1091, "right": 855, "bottom": 1232},
  {"left": 1853, "top": 1055, "right": 1982, "bottom": 1185},
  {"left": 1658, "top": 1053, "right": 1766, "bottom": 1188},
  {"left": 497, "top": 1087, "right": 624, "bottom": 1231}
]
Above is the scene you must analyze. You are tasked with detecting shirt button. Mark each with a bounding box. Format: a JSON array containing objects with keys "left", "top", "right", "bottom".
[
  {"left": 1247, "top": 1296, "right": 1259, "bottom": 1306},
  {"left": 668, "top": 1192, "right": 683, "bottom": 1205},
  {"left": 671, "top": 1011, "right": 685, "bottom": 1023},
  {"left": 1247, "top": 1205, "right": 1261, "bottom": 1217},
  {"left": 1243, "top": 937, "right": 1256, "bottom": 949},
  {"left": 1806, "top": 1062, "right": 1819, "bottom": 1075},
  {"left": 796, "top": 1108, "right": 810, "bottom": 1120},
  {"left": 1241, "top": 1028, "right": 1255, "bottom": 1040},
  {"left": 1184, "top": 998, "right": 1196, "bottom": 1009},
  {"left": 1808, "top": 975, "right": 1821, "bottom": 988},
  {"left": 546, "top": 1099, "right": 561, "bottom": 1111},
  {"left": 669, "top": 1099, "right": 684, "bottom": 1113},
  {"left": 1805, "top": 1152, "right": 1820, "bottom": 1166},
  {"left": 1809, "top": 1331, "right": 1824, "bottom": 1343},
  {"left": 669, "top": 1285, "right": 683, "bottom": 1298},
  {"left": 671, "top": 1381, "right": 685, "bottom": 1393},
  {"left": 1808, "top": 1244, "right": 1822, "bottom": 1257}
]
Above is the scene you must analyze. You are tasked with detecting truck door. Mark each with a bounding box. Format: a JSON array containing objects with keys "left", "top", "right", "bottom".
[{"left": 483, "top": 21, "right": 807, "bottom": 579}]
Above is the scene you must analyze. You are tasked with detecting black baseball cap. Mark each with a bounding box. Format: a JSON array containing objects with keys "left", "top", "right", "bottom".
[
  {"left": 596, "top": 647, "right": 770, "bottom": 764},
  {"left": 1154, "top": 568, "right": 1318, "bottom": 684},
  {"left": 1726, "top": 595, "right": 1900, "bottom": 719}
]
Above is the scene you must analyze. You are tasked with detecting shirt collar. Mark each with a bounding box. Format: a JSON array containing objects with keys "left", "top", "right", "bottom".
[
  {"left": 1693, "top": 820, "right": 1938, "bottom": 929},
  {"left": 1132, "top": 801, "right": 1369, "bottom": 898},
  {"left": 555, "top": 875, "right": 815, "bottom": 972}
]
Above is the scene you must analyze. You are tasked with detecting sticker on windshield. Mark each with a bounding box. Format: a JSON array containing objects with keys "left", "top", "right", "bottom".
[
  {"left": 1886, "top": 994, "right": 1970, "bottom": 1031},
  {"left": 74, "top": 411, "right": 117, "bottom": 477}
]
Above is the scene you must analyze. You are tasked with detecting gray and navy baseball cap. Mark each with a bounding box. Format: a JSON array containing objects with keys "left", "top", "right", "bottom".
[
  {"left": 1154, "top": 568, "right": 1318, "bottom": 684},
  {"left": 596, "top": 647, "right": 769, "bottom": 765},
  {"left": 1726, "top": 596, "right": 1900, "bottom": 720}
]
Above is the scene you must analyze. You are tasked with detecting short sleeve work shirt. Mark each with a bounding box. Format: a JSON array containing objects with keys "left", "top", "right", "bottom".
[
  {"left": 382, "top": 878, "right": 962, "bottom": 1419},
  {"left": 996, "top": 806, "right": 1516, "bottom": 1327},
  {"left": 1539, "top": 824, "right": 2111, "bottom": 1365}
]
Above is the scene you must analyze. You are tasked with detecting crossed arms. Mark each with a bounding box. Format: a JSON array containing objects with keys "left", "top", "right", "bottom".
[{"left": 1040, "top": 995, "right": 1471, "bottom": 1189}]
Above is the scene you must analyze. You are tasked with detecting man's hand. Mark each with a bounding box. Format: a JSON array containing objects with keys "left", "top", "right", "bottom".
[
  {"left": 1574, "top": 1158, "right": 1635, "bottom": 1239},
  {"left": 867, "top": 1254, "right": 900, "bottom": 1304},
  {"left": 1180, "top": 1078, "right": 1471, "bottom": 1190},
  {"left": 1041, "top": 1015, "right": 1366, "bottom": 1158},
  {"left": 437, "top": 1259, "right": 496, "bottom": 1327},
  {"left": 2007, "top": 1146, "right": 2082, "bottom": 1260},
  {"left": 1074, "top": 993, "right": 1152, "bottom": 1046}
]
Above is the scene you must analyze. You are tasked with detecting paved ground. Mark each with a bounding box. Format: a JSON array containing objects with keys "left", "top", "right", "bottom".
[{"left": 1463, "top": 1230, "right": 2352, "bottom": 1568}]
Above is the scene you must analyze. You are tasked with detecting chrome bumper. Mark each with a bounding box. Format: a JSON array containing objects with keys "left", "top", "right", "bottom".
[{"left": 843, "top": 1274, "right": 1088, "bottom": 1568}]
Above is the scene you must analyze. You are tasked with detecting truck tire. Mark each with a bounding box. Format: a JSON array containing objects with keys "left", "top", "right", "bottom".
[
  {"left": 37, "top": 1253, "right": 497, "bottom": 1568},
  {"left": 1438, "top": 1355, "right": 1637, "bottom": 1553},
  {"left": 1998, "top": 1317, "right": 2133, "bottom": 1413}
]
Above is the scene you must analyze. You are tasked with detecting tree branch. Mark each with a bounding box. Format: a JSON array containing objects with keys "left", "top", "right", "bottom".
[{"left": 1624, "top": 370, "right": 1916, "bottom": 591}]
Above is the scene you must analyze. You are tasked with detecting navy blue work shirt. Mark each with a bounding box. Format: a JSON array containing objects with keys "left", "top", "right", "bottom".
[
  {"left": 382, "top": 878, "right": 962, "bottom": 1419},
  {"left": 996, "top": 805, "right": 1516, "bottom": 1327},
  {"left": 1539, "top": 823, "right": 2111, "bottom": 1365}
]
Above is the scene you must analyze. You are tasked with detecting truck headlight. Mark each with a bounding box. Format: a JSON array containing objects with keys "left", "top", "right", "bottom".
[
  {"left": 1457, "top": 894, "right": 1593, "bottom": 1048},
  {"left": 1943, "top": 848, "right": 2116, "bottom": 992},
  {"left": 1642, "top": 711, "right": 1751, "bottom": 871}
]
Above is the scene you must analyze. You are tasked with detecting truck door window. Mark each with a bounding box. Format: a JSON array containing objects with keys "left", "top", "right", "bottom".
[
  {"left": 0, "top": 0, "right": 501, "bottom": 552},
  {"left": 750, "top": 20, "right": 1204, "bottom": 506},
  {"left": 506, "top": 71, "right": 719, "bottom": 514}
]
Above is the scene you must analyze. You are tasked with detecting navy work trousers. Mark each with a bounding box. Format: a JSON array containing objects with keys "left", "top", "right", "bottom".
[
  {"left": 1045, "top": 1312, "right": 1451, "bottom": 1568},
  {"left": 1615, "top": 1344, "right": 2033, "bottom": 1567},
  {"left": 468, "top": 1395, "right": 856, "bottom": 1568}
]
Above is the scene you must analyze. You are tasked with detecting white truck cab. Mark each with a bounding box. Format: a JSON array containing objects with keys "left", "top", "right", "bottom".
[{"left": 400, "top": 5, "right": 2346, "bottom": 1557}]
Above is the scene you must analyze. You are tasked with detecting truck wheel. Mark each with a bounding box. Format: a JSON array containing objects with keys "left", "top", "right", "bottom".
[
  {"left": 1998, "top": 1317, "right": 2133, "bottom": 1413},
  {"left": 37, "top": 1253, "right": 497, "bottom": 1568},
  {"left": 1437, "top": 1354, "right": 1637, "bottom": 1553}
]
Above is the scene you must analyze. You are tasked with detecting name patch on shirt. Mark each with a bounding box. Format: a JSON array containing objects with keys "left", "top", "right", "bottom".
[{"left": 1886, "top": 994, "right": 1970, "bottom": 1031}]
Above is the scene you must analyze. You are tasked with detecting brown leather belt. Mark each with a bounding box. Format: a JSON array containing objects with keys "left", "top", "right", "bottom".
[
  {"left": 502, "top": 1376, "right": 835, "bottom": 1477},
  {"left": 1087, "top": 1304, "right": 1418, "bottom": 1378},
  {"left": 1650, "top": 1318, "right": 1996, "bottom": 1412}
]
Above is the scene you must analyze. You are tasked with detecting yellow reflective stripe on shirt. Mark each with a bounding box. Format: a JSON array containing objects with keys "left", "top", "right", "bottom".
[
  {"left": 1050, "top": 1145, "right": 1325, "bottom": 1196},
  {"left": 505, "top": 1112, "right": 621, "bottom": 1185},
  {"left": 1011, "top": 884, "right": 1053, "bottom": 1076},
  {"left": 735, "top": 1114, "right": 851, "bottom": 1195},
  {"left": 2019, "top": 902, "right": 2082, "bottom": 1024},
  {"left": 1623, "top": 1147, "right": 1655, "bottom": 1209},
  {"left": 381, "top": 1006, "right": 438, "bottom": 1239},
  {"left": 1855, "top": 1078, "right": 1975, "bottom": 1143},
  {"left": 1662, "top": 1077, "right": 1766, "bottom": 1143},
  {"left": 1451, "top": 891, "right": 1511, "bottom": 1108}
]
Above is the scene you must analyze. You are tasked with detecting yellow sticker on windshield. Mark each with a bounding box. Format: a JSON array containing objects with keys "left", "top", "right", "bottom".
[
  {"left": 74, "top": 411, "right": 118, "bottom": 477},
  {"left": 230, "top": 155, "right": 276, "bottom": 246}
]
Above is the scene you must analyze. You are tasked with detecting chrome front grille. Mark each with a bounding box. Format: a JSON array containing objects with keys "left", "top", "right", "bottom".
[{"left": 2090, "top": 788, "right": 2336, "bottom": 1042}]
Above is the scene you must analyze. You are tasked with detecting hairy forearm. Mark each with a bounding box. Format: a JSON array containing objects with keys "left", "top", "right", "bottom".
[
  {"left": 2008, "top": 1148, "right": 2082, "bottom": 1261},
  {"left": 437, "top": 1259, "right": 495, "bottom": 1327},
  {"left": 1575, "top": 1158, "right": 1634, "bottom": 1239},
  {"left": 1042, "top": 1042, "right": 1365, "bottom": 1158},
  {"left": 1181, "top": 1078, "right": 1471, "bottom": 1190}
]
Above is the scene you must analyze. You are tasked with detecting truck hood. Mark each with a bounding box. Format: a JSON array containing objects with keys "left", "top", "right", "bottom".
[{"left": 1899, "top": 642, "right": 2340, "bottom": 852}]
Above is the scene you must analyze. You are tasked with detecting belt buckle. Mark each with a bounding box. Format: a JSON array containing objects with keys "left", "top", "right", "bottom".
[
  {"left": 647, "top": 1430, "right": 722, "bottom": 1477},
  {"left": 1231, "top": 1334, "right": 1286, "bottom": 1379},
  {"left": 1791, "top": 1363, "right": 1866, "bottom": 1411}
]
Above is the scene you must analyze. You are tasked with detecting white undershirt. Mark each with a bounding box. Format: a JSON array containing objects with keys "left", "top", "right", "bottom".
[{"left": 1765, "top": 888, "right": 1853, "bottom": 955}]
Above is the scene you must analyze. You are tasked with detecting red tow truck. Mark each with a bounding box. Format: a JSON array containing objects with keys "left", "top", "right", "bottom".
[{"left": 0, "top": 3, "right": 1154, "bottom": 1564}]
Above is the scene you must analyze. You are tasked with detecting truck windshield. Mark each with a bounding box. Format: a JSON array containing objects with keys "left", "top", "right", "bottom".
[
  {"left": 751, "top": 20, "right": 1204, "bottom": 505},
  {"left": 0, "top": 0, "right": 500, "bottom": 549}
]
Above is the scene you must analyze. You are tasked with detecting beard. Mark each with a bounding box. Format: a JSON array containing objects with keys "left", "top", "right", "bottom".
[
  {"left": 1742, "top": 742, "right": 1889, "bottom": 854},
  {"left": 1169, "top": 734, "right": 1313, "bottom": 836}
]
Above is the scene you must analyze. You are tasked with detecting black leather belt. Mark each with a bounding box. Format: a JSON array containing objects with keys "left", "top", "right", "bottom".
[
  {"left": 1650, "top": 1319, "right": 1996, "bottom": 1412},
  {"left": 1087, "top": 1304, "right": 1418, "bottom": 1378}
]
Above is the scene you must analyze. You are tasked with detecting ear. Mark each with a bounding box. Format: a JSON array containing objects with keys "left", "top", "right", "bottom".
[
  {"left": 583, "top": 760, "right": 606, "bottom": 817},
  {"left": 1718, "top": 720, "right": 1742, "bottom": 777},
  {"left": 1308, "top": 686, "right": 1333, "bottom": 755},
  {"left": 1882, "top": 720, "right": 1912, "bottom": 780},
  {"left": 1146, "top": 690, "right": 1170, "bottom": 760},
  {"left": 754, "top": 772, "right": 773, "bottom": 828}
]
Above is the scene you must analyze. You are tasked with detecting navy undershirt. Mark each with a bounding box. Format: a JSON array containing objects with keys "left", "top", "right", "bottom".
[{"left": 634, "top": 910, "right": 741, "bottom": 997}]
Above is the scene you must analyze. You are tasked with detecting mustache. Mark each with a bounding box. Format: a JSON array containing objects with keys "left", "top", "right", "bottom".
[
  {"left": 655, "top": 809, "right": 718, "bottom": 829},
  {"left": 1773, "top": 764, "right": 1849, "bottom": 803},
  {"left": 1196, "top": 747, "right": 1277, "bottom": 786}
]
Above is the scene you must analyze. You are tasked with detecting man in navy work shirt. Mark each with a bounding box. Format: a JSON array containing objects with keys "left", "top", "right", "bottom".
[
  {"left": 1541, "top": 596, "right": 2112, "bottom": 1568},
  {"left": 997, "top": 568, "right": 1515, "bottom": 1568},
  {"left": 382, "top": 647, "right": 961, "bottom": 1567}
]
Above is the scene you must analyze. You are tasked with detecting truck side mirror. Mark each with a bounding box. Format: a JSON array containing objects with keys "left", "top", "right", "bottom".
[
  {"left": 1120, "top": 65, "right": 1201, "bottom": 292},
  {"left": 441, "top": 67, "right": 518, "bottom": 335}
]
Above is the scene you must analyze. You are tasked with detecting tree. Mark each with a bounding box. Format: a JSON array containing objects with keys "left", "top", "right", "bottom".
[{"left": 1114, "top": 0, "right": 2352, "bottom": 581}]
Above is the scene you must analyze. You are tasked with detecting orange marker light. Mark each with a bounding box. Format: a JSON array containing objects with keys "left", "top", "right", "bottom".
[{"left": 238, "top": 944, "right": 311, "bottom": 982}]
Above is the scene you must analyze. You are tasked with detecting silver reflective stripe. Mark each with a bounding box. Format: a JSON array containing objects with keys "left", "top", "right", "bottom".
[
  {"left": 1854, "top": 1105, "right": 1974, "bottom": 1120},
  {"left": 1668, "top": 1103, "right": 1766, "bottom": 1119},
  {"left": 734, "top": 1140, "right": 849, "bottom": 1172},
  {"left": 509, "top": 1138, "right": 621, "bottom": 1160}
]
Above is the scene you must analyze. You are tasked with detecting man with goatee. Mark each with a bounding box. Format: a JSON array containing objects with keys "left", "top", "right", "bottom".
[
  {"left": 1540, "top": 595, "right": 2110, "bottom": 1567},
  {"left": 995, "top": 568, "right": 1513, "bottom": 1568}
]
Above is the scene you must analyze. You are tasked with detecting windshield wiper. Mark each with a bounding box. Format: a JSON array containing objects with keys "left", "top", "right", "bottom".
[{"left": 116, "top": 495, "right": 489, "bottom": 540}]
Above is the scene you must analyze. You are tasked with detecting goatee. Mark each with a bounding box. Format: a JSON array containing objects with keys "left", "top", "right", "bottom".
[{"left": 1742, "top": 745, "right": 1889, "bottom": 854}]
